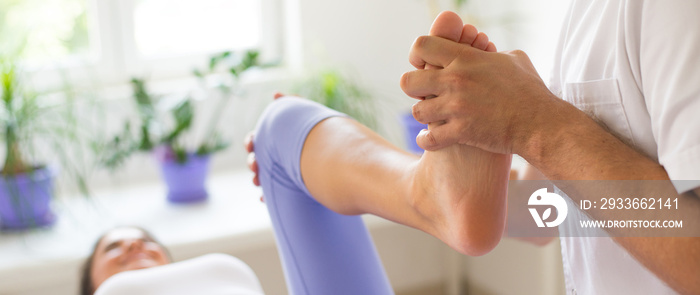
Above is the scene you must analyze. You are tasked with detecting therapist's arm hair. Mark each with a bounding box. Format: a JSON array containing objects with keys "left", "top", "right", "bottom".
[{"left": 520, "top": 100, "right": 700, "bottom": 295}]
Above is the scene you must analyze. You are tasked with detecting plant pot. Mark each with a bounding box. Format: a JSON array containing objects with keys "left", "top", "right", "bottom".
[
  {"left": 158, "top": 154, "right": 211, "bottom": 204},
  {"left": 0, "top": 167, "right": 56, "bottom": 230},
  {"left": 401, "top": 112, "right": 427, "bottom": 154}
]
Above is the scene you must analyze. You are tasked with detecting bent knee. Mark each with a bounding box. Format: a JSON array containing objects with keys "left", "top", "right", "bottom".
[{"left": 254, "top": 97, "right": 339, "bottom": 170}]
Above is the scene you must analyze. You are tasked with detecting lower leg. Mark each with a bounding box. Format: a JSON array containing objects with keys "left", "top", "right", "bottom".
[
  {"left": 254, "top": 98, "right": 393, "bottom": 295},
  {"left": 298, "top": 105, "right": 511, "bottom": 256}
]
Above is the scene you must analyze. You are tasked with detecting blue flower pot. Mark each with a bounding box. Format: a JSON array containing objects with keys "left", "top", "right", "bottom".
[
  {"left": 0, "top": 167, "right": 56, "bottom": 230},
  {"left": 158, "top": 154, "right": 211, "bottom": 204},
  {"left": 401, "top": 112, "right": 427, "bottom": 154}
]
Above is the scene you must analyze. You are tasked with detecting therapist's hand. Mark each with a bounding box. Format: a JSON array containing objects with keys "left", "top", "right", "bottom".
[
  {"left": 244, "top": 92, "right": 286, "bottom": 201},
  {"left": 401, "top": 36, "right": 562, "bottom": 155}
]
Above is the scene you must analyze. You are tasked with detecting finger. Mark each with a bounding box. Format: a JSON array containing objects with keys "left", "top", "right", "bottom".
[
  {"left": 472, "top": 32, "right": 490, "bottom": 51},
  {"left": 412, "top": 98, "right": 451, "bottom": 124},
  {"left": 459, "top": 24, "right": 479, "bottom": 45},
  {"left": 247, "top": 152, "right": 258, "bottom": 174},
  {"left": 416, "top": 124, "right": 460, "bottom": 151},
  {"left": 253, "top": 174, "right": 260, "bottom": 187},
  {"left": 273, "top": 92, "right": 285, "bottom": 99},
  {"left": 400, "top": 69, "right": 443, "bottom": 99},
  {"left": 260, "top": 196, "right": 264, "bottom": 203},
  {"left": 409, "top": 35, "right": 463, "bottom": 69},
  {"left": 244, "top": 132, "right": 254, "bottom": 152},
  {"left": 485, "top": 42, "right": 497, "bottom": 53}
]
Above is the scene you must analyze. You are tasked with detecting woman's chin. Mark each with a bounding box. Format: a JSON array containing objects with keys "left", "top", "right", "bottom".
[{"left": 125, "top": 259, "right": 163, "bottom": 271}]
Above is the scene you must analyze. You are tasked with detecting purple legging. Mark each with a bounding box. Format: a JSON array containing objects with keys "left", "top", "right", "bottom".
[{"left": 254, "top": 97, "right": 393, "bottom": 295}]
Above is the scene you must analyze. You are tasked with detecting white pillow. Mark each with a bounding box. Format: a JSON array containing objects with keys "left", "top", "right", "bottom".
[{"left": 96, "top": 253, "right": 264, "bottom": 295}]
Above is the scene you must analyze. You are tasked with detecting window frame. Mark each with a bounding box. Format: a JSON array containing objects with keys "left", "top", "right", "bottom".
[{"left": 20, "top": 0, "right": 284, "bottom": 92}]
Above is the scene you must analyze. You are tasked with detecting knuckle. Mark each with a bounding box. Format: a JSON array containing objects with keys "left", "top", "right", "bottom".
[
  {"left": 414, "top": 35, "right": 430, "bottom": 49},
  {"left": 411, "top": 103, "right": 424, "bottom": 122},
  {"left": 423, "top": 132, "right": 440, "bottom": 150},
  {"left": 446, "top": 99, "right": 464, "bottom": 114}
]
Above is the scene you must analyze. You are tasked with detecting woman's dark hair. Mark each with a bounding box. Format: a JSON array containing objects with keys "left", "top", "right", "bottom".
[{"left": 79, "top": 226, "right": 167, "bottom": 295}]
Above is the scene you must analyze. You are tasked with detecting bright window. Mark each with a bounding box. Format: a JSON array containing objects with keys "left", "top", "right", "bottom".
[
  {"left": 0, "top": 0, "right": 278, "bottom": 89},
  {"left": 133, "top": 0, "right": 262, "bottom": 58},
  {"left": 0, "top": 0, "right": 92, "bottom": 65}
]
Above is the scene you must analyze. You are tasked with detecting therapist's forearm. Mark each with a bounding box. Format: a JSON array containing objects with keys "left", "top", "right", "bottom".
[
  {"left": 521, "top": 100, "right": 664, "bottom": 181},
  {"left": 520, "top": 100, "right": 700, "bottom": 294}
]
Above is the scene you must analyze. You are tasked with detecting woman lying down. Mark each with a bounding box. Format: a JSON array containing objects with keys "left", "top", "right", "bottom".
[{"left": 80, "top": 226, "right": 264, "bottom": 295}]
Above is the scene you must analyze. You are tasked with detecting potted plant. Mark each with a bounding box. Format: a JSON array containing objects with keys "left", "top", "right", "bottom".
[
  {"left": 0, "top": 58, "right": 93, "bottom": 230},
  {"left": 103, "top": 50, "right": 260, "bottom": 203}
]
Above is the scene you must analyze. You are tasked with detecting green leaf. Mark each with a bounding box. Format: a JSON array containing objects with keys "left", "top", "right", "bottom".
[
  {"left": 173, "top": 145, "right": 187, "bottom": 164},
  {"left": 455, "top": 0, "right": 469, "bottom": 8},
  {"left": 162, "top": 98, "right": 193, "bottom": 144},
  {"left": 229, "top": 67, "right": 239, "bottom": 78},
  {"left": 292, "top": 69, "right": 377, "bottom": 131}
]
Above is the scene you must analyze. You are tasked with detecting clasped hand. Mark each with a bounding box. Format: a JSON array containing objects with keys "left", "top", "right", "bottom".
[{"left": 401, "top": 34, "right": 557, "bottom": 155}]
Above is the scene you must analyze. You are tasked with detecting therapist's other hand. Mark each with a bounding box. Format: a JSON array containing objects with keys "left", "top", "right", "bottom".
[
  {"left": 244, "top": 131, "right": 260, "bottom": 187},
  {"left": 401, "top": 36, "right": 557, "bottom": 154},
  {"left": 245, "top": 92, "right": 286, "bottom": 201}
]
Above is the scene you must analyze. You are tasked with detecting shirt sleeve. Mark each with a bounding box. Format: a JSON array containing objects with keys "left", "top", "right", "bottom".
[{"left": 640, "top": 0, "right": 700, "bottom": 193}]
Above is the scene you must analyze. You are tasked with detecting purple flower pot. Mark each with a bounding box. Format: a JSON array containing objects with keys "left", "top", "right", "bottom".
[
  {"left": 0, "top": 167, "right": 56, "bottom": 230},
  {"left": 158, "top": 154, "right": 211, "bottom": 204},
  {"left": 401, "top": 112, "right": 427, "bottom": 154}
]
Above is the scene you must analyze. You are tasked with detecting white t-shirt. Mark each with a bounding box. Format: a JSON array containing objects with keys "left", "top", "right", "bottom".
[
  {"left": 95, "top": 253, "right": 265, "bottom": 295},
  {"left": 549, "top": 0, "right": 700, "bottom": 294}
]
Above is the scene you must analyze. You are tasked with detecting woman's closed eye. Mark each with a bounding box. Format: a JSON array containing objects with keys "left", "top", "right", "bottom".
[{"left": 103, "top": 241, "right": 121, "bottom": 253}]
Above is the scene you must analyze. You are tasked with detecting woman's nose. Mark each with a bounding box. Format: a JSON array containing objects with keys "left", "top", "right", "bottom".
[{"left": 124, "top": 239, "right": 144, "bottom": 252}]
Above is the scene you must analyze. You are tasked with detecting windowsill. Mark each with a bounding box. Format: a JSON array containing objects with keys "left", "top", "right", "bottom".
[{"left": 0, "top": 168, "right": 393, "bottom": 293}]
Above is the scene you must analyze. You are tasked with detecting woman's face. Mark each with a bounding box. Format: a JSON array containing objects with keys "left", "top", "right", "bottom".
[{"left": 90, "top": 227, "right": 170, "bottom": 290}]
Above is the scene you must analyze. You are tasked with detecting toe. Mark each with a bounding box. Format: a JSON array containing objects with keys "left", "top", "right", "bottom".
[
  {"left": 472, "top": 32, "right": 490, "bottom": 51},
  {"left": 429, "top": 11, "right": 463, "bottom": 42},
  {"left": 459, "top": 24, "right": 479, "bottom": 45},
  {"left": 485, "top": 42, "right": 497, "bottom": 52}
]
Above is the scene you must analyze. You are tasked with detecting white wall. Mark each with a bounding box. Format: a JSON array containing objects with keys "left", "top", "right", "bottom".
[{"left": 291, "top": 0, "right": 433, "bottom": 146}]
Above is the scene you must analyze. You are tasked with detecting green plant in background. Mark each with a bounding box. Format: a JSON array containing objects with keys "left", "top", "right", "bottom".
[
  {"left": 192, "top": 50, "right": 263, "bottom": 156},
  {"left": 292, "top": 69, "right": 377, "bottom": 131},
  {"left": 102, "top": 50, "right": 261, "bottom": 166},
  {"left": 1, "top": 59, "right": 34, "bottom": 176},
  {"left": 1, "top": 57, "right": 93, "bottom": 185}
]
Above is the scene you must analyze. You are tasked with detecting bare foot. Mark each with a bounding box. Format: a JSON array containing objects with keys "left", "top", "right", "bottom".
[
  {"left": 427, "top": 11, "right": 496, "bottom": 54},
  {"left": 410, "top": 11, "right": 511, "bottom": 256}
]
